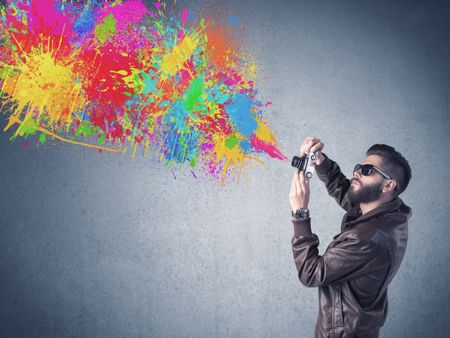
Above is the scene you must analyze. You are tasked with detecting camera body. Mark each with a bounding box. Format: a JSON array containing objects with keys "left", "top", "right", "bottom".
[{"left": 291, "top": 152, "right": 318, "bottom": 179}]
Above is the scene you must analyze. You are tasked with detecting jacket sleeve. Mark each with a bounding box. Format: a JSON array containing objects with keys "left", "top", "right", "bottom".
[
  {"left": 315, "top": 153, "right": 355, "bottom": 212},
  {"left": 291, "top": 218, "right": 383, "bottom": 287}
]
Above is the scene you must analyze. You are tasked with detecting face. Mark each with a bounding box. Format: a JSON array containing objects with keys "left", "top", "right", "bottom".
[{"left": 348, "top": 155, "right": 388, "bottom": 204}]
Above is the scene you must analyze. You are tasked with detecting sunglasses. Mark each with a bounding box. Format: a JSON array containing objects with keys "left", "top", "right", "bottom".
[{"left": 353, "top": 164, "right": 392, "bottom": 180}]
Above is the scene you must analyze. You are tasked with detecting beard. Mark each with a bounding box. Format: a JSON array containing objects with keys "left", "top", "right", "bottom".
[{"left": 348, "top": 178, "right": 383, "bottom": 204}]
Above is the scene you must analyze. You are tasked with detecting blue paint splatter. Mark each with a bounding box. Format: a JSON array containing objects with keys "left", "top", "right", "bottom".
[
  {"left": 225, "top": 94, "right": 257, "bottom": 137},
  {"left": 73, "top": 7, "right": 96, "bottom": 37},
  {"left": 240, "top": 140, "right": 252, "bottom": 152}
]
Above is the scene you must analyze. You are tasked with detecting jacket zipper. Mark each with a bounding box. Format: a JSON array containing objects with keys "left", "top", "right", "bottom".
[
  {"left": 331, "top": 285, "right": 335, "bottom": 328},
  {"left": 331, "top": 284, "right": 344, "bottom": 327}
]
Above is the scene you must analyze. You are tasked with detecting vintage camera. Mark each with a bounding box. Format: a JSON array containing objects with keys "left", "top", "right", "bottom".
[{"left": 291, "top": 152, "right": 318, "bottom": 179}]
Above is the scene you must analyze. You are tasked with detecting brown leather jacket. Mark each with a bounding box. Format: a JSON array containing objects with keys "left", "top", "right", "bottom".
[{"left": 291, "top": 154, "right": 412, "bottom": 338}]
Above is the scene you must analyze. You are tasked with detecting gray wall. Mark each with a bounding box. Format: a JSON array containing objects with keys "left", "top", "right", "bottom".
[{"left": 1, "top": 0, "right": 449, "bottom": 337}]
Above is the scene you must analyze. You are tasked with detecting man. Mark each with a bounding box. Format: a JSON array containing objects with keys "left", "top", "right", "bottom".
[{"left": 289, "top": 137, "right": 412, "bottom": 338}]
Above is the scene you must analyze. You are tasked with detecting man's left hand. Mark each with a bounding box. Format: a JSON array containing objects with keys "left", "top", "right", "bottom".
[{"left": 290, "top": 169, "right": 310, "bottom": 212}]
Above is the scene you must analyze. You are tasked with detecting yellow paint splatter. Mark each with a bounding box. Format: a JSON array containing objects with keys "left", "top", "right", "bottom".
[
  {"left": 159, "top": 32, "right": 200, "bottom": 79},
  {"left": 255, "top": 119, "right": 277, "bottom": 143},
  {"left": 2, "top": 48, "right": 85, "bottom": 135},
  {"left": 122, "top": 68, "right": 144, "bottom": 93},
  {"left": 212, "top": 133, "right": 263, "bottom": 182}
]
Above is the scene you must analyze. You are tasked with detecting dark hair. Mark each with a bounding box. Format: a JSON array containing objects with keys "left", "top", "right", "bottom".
[{"left": 366, "top": 144, "right": 412, "bottom": 195}]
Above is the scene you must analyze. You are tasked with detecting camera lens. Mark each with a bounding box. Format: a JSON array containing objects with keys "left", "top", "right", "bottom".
[{"left": 291, "top": 156, "right": 304, "bottom": 170}]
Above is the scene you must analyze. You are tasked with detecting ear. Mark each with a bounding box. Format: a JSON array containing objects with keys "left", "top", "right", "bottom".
[{"left": 382, "top": 179, "right": 397, "bottom": 193}]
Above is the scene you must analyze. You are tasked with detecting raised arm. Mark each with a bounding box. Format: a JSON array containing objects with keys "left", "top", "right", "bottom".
[
  {"left": 315, "top": 153, "right": 355, "bottom": 212},
  {"left": 296, "top": 137, "right": 354, "bottom": 212}
]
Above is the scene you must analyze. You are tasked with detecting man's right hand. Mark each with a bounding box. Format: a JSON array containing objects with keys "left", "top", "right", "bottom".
[{"left": 299, "top": 136, "right": 325, "bottom": 165}]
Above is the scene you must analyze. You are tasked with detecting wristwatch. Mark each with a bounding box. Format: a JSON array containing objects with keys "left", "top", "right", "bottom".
[{"left": 292, "top": 208, "right": 310, "bottom": 221}]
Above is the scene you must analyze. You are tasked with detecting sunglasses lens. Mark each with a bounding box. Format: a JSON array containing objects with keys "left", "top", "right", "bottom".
[
  {"left": 354, "top": 164, "right": 374, "bottom": 176},
  {"left": 361, "top": 166, "right": 372, "bottom": 176}
]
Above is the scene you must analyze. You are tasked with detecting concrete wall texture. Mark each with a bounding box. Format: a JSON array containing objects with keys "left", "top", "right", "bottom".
[{"left": 1, "top": 0, "right": 449, "bottom": 337}]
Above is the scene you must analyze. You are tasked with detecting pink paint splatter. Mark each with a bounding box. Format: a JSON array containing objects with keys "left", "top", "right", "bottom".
[{"left": 181, "top": 9, "right": 189, "bottom": 24}]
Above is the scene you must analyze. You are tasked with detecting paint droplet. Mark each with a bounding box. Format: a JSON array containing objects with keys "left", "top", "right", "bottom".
[{"left": 181, "top": 9, "right": 188, "bottom": 24}]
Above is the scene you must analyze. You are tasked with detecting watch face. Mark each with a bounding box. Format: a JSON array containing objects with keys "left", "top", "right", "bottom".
[{"left": 295, "top": 208, "right": 309, "bottom": 220}]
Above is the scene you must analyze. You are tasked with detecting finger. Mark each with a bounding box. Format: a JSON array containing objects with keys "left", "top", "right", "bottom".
[
  {"left": 301, "top": 137, "right": 320, "bottom": 156},
  {"left": 298, "top": 169, "right": 305, "bottom": 184},
  {"left": 310, "top": 141, "right": 324, "bottom": 154},
  {"left": 299, "top": 142, "right": 306, "bottom": 156},
  {"left": 300, "top": 136, "right": 314, "bottom": 155},
  {"left": 299, "top": 170, "right": 309, "bottom": 190},
  {"left": 294, "top": 170, "right": 301, "bottom": 193},
  {"left": 291, "top": 170, "right": 299, "bottom": 190}
]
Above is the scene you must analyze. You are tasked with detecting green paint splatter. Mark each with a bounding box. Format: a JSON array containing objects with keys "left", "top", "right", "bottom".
[
  {"left": 183, "top": 76, "right": 204, "bottom": 112},
  {"left": 190, "top": 157, "right": 196, "bottom": 168},
  {"left": 98, "top": 134, "right": 105, "bottom": 145},
  {"left": 94, "top": 13, "right": 117, "bottom": 43},
  {"left": 75, "top": 121, "right": 95, "bottom": 137},
  {"left": 225, "top": 135, "right": 239, "bottom": 149},
  {"left": 18, "top": 118, "right": 38, "bottom": 138},
  {"left": 0, "top": 63, "right": 13, "bottom": 79},
  {"left": 39, "top": 133, "right": 47, "bottom": 143}
]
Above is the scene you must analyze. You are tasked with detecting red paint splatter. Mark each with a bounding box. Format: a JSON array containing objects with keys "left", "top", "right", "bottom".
[{"left": 250, "top": 135, "right": 287, "bottom": 161}]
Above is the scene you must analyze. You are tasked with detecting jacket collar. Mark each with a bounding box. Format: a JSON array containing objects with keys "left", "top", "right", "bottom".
[{"left": 343, "top": 198, "right": 403, "bottom": 229}]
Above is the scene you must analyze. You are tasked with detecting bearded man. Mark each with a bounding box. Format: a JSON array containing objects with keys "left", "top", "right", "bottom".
[{"left": 289, "top": 137, "right": 412, "bottom": 338}]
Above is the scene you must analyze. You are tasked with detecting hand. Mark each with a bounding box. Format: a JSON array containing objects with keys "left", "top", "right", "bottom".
[
  {"left": 290, "top": 170, "right": 310, "bottom": 212},
  {"left": 299, "top": 136, "right": 325, "bottom": 165}
]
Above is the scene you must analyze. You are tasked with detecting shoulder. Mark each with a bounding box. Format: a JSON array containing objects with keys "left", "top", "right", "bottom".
[{"left": 382, "top": 198, "right": 412, "bottom": 224}]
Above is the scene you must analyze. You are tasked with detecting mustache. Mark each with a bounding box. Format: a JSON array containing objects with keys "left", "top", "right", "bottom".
[{"left": 351, "top": 178, "right": 361, "bottom": 185}]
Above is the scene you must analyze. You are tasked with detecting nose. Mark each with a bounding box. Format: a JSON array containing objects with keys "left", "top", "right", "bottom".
[{"left": 353, "top": 168, "right": 362, "bottom": 178}]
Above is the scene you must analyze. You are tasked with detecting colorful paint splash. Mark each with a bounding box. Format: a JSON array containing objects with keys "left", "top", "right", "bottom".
[{"left": 0, "top": 0, "right": 287, "bottom": 183}]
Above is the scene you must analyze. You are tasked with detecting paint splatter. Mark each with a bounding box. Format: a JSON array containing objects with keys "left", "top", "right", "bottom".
[{"left": 0, "top": 0, "right": 287, "bottom": 184}]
